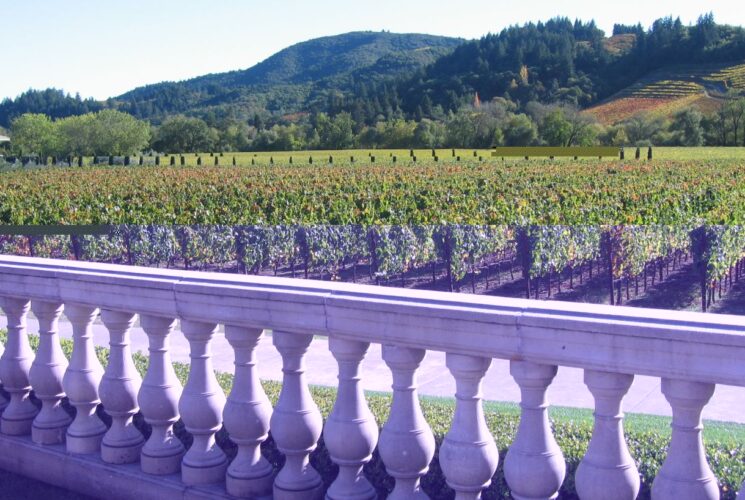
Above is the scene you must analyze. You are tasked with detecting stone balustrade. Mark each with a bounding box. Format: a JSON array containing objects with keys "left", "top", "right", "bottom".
[{"left": 0, "top": 255, "right": 744, "bottom": 499}]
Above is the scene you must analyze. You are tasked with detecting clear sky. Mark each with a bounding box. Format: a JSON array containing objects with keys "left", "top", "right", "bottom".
[{"left": 1, "top": 0, "right": 742, "bottom": 101}]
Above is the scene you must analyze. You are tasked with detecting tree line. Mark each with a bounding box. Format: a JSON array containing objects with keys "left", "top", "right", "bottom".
[
  {"left": 5, "top": 94, "right": 745, "bottom": 158},
  {"left": 6, "top": 110, "right": 150, "bottom": 158}
]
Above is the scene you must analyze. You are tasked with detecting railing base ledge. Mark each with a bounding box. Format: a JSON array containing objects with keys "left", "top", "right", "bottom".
[{"left": 0, "top": 433, "right": 235, "bottom": 499}]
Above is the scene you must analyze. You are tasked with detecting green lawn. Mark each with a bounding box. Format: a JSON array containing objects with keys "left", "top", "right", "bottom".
[{"left": 654, "top": 147, "right": 745, "bottom": 161}]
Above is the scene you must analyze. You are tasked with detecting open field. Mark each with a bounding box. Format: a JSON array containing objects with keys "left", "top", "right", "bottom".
[
  {"left": 6, "top": 147, "right": 745, "bottom": 171},
  {"left": 653, "top": 147, "right": 745, "bottom": 160}
]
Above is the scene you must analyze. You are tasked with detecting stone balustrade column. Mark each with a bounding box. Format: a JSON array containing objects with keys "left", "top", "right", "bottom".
[
  {"left": 0, "top": 339, "right": 6, "bottom": 415},
  {"left": 138, "top": 315, "right": 184, "bottom": 475},
  {"left": 379, "top": 345, "right": 435, "bottom": 500},
  {"left": 576, "top": 370, "right": 639, "bottom": 500},
  {"left": 223, "top": 325, "right": 273, "bottom": 498},
  {"left": 504, "top": 361, "right": 566, "bottom": 500},
  {"left": 99, "top": 309, "right": 144, "bottom": 464},
  {"left": 0, "top": 298, "right": 37, "bottom": 435},
  {"left": 270, "top": 330, "right": 324, "bottom": 500},
  {"left": 63, "top": 304, "right": 107, "bottom": 454},
  {"left": 179, "top": 320, "right": 228, "bottom": 485},
  {"left": 652, "top": 379, "right": 718, "bottom": 500},
  {"left": 324, "top": 337, "right": 379, "bottom": 500},
  {"left": 440, "top": 353, "right": 498, "bottom": 500},
  {"left": 30, "top": 301, "right": 70, "bottom": 444}
]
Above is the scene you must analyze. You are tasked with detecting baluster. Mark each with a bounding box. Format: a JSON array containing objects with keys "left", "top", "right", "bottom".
[
  {"left": 270, "top": 330, "right": 324, "bottom": 500},
  {"left": 576, "top": 370, "right": 639, "bottom": 500},
  {"left": 652, "top": 379, "right": 718, "bottom": 500},
  {"left": 30, "top": 301, "right": 70, "bottom": 444},
  {"left": 440, "top": 353, "right": 498, "bottom": 500},
  {"left": 223, "top": 326, "right": 273, "bottom": 498},
  {"left": 63, "top": 304, "right": 106, "bottom": 453},
  {"left": 0, "top": 338, "right": 6, "bottom": 415},
  {"left": 179, "top": 320, "right": 227, "bottom": 485},
  {"left": 138, "top": 315, "right": 184, "bottom": 475},
  {"left": 324, "top": 337, "right": 379, "bottom": 500},
  {"left": 504, "top": 361, "right": 565, "bottom": 500},
  {"left": 379, "top": 345, "right": 435, "bottom": 500},
  {"left": 0, "top": 298, "right": 37, "bottom": 435},
  {"left": 99, "top": 309, "right": 144, "bottom": 464}
]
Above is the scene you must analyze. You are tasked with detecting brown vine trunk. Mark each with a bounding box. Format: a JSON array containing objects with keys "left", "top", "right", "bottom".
[{"left": 569, "top": 266, "right": 574, "bottom": 289}]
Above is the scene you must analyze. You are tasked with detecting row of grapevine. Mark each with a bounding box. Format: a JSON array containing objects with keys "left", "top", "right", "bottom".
[
  {"left": 0, "top": 226, "right": 514, "bottom": 292},
  {"left": 517, "top": 226, "right": 602, "bottom": 299},
  {"left": 692, "top": 226, "right": 745, "bottom": 311},
  {"left": 2, "top": 224, "right": 743, "bottom": 310},
  {"left": 602, "top": 225, "right": 693, "bottom": 305}
]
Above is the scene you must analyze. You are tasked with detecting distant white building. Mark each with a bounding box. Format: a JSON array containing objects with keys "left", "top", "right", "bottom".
[{"left": 0, "top": 135, "right": 9, "bottom": 144}]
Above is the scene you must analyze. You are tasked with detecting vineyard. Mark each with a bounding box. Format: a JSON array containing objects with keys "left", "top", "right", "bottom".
[
  {"left": 2, "top": 224, "right": 744, "bottom": 313},
  {"left": 1, "top": 156, "right": 745, "bottom": 312},
  {"left": 585, "top": 61, "right": 745, "bottom": 124},
  {"left": 3, "top": 158, "right": 745, "bottom": 226}
]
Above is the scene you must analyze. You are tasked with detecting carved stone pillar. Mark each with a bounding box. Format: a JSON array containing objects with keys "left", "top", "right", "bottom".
[
  {"left": 270, "top": 330, "right": 323, "bottom": 500},
  {"left": 223, "top": 325, "right": 273, "bottom": 498},
  {"left": 99, "top": 309, "right": 144, "bottom": 463},
  {"left": 179, "top": 320, "right": 228, "bottom": 485},
  {"left": 576, "top": 370, "right": 639, "bottom": 500},
  {"left": 652, "top": 379, "right": 718, "bottom": 500},
  {"left": 63, "top": 304, "right": 106, "bottom": 454},
  {"left": 504, "top": 361, "right": 565, "bottom": 500},
  {"left": 0, "top": 338, "right": 6, "bottom": 414},
  {"left": 324, "top": 337, "right": 379, "bottom": 500},
  {"left": 0, "top": 298, "right": 37, "bottom": 435},
  {"left": 379, "top": 345, "right": 435, "bottom": 500},
  {"left": 138, "top": 315, "right": 184, "bottom": 475},
  {"left": 440, "top": 353, "right": 499, "bottom": 500},
  {"left": 30, "top": 301, "right": 70, "bottom": 444}
]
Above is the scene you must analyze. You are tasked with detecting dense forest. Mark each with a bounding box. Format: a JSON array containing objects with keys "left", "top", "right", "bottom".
[
  {"left": 0, "top": 88, "right": 103, "bottom": 128},
  {"left": 353, "top": 15, "right": 745, "bottom": 122}
]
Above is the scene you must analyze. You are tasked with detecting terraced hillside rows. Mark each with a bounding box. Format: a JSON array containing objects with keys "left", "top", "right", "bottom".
[
  {"left": 586, "top": 61, "right": 745, "bottom": 124},
  {"left": 706, "top": 63, "right": 745, "bottom": 91}
]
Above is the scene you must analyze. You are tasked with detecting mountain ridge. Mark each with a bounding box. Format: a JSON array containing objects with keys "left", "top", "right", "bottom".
[
  {"left": 113, "top": 31, "right": 464, "bottom": 123},
  {"left": 2, "top": 17, "right": 745, "bottom": 129}
]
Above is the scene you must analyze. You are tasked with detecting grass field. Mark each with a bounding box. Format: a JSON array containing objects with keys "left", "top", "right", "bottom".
[
  {"left": 653, "top": 147, "right": 745, "bottom": 160},
  {"left": 134, "top": 146, "right": 745, "bottom": 165},
  {"left": 8, "top": 146, "right": 743, "bottom": 170}
]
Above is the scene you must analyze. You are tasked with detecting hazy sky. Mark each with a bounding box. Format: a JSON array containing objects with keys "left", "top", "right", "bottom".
[{"left": 2, "top": 0, "right": 743, "bottom": 100}]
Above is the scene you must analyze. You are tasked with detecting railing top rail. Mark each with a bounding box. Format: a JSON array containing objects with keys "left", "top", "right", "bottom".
[{"left": 1, "top": 255, "right": 744, "bottom": 386}]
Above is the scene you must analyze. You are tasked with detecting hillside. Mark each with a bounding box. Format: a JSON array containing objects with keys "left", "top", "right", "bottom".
[
  {"left": 390, "top": 16, "right": 745, "bottom": 120},
  {"left": 586, "top": 61, "right": 745, "bottom": 123},
  {"left": 3, "top": 16, "right": 745, "bottom": 129},
  {"left": 113, "top": 31, "right": 463, "bottom": 123}
]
